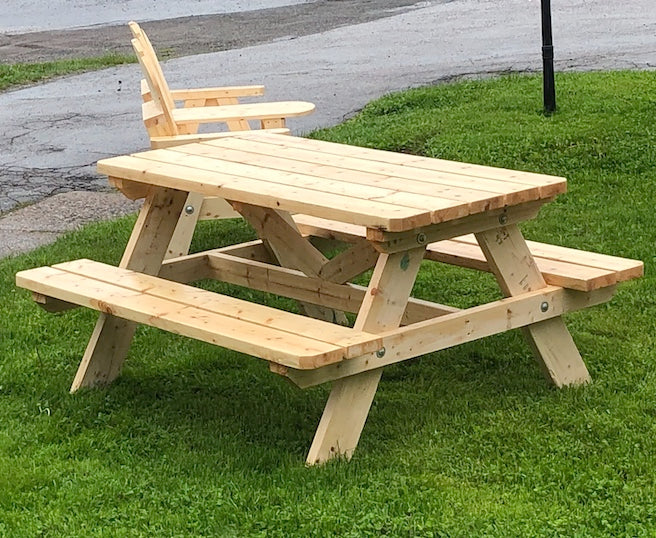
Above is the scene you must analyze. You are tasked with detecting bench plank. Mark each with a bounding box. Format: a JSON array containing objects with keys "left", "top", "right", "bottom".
[
  {"left": 292, "top": 215, "right": 644, "bottom": 292},
  {"left": 16, "top": 261, "right": 384, "bottom": 369}
]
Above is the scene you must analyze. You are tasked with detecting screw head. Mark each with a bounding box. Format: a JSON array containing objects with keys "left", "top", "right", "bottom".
[
  {"left": 416, "top": 232, "right": 427, "bottom": 245},
  {"left": 498, "top": 214, "right": 508, "bottom": 225},
  {"left": 540, "top": 301, "right": 549, "bottom": 312},
  {"left": 184, "top": 205, "right": 195, "bottom": 215},
  {"left": 376, "top": 348, "right": 386, "bottom": 358}
]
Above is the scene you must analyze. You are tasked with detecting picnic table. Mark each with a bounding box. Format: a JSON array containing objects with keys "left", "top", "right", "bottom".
[{"left": 16, "top": 132, "right": 643, "bottom": 464}]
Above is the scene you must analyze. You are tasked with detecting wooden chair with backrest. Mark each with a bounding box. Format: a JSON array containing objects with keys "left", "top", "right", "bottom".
[
  {"left": 129, "top": 21, "right": 315, "bottom": 148},
  {"left": 128, "top": 21, "right": 317, "bottom": 257}
]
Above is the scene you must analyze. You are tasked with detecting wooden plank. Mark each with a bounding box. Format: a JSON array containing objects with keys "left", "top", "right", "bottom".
[
  {"left": 193, "top": 139, "right": 519, "bottom": 207},
  {"left": 143, "top": 147, "right": 468, "bottom": 219},
  {"left": 206, "top": 136, "right": 543, "bottom": 204},
  {"left": 164, "top": 191, "right": 204, "bottom": 260},
  {"left": 169, "top": 86, "right": 266, "bottom": 100},
  {"left": 53, "top": 259, "right": 381, "bottom": 359},
  {"left": 367, "top": 200, "right": 546, "bottom": 252},
  {"left": 234, "top": 203, "right": 349, "bottom": 324},
  {"left": 317, "top": 241, "right": 379, "bottom": 282},
  {"left": 293, "top": 215, "right": 643, "bottom": 291},
  {"left": 200, "top": 251, "right": 457, "bottom": 322},
  {"left": 306, "top": 247, "right": 425, "bottom": 464},
  {"left": 98, "top": 155, "right": 431, "bottom": 231},
  {"left": 284, "top": 285, "right": 615, "bottom": 388},
  {"left": 453, "top": 234, "right": 643, "bottom": 277},
  {"left": 109, "top": 177, "right": 151, "bottom": 200},
  {"left": 234, "top": 132, "right": 567, "bottom": 197},
  {"left": 425, "top": 238, "right": 618, "bottom": 292},
  {"left": 17, "top": 266, "right": 350, "bottom": 370},
  {"left": 31, "top": 292, "right": 77, "bottom": 313},
  {"left": 172, "top": 101, "right": 315, "bottom": 125},
  {"left": 293, "top": 214, "right": 365, "bottom": 243},
  {"left": 475, "top": 224, "right": 590, "bottom": 387}
]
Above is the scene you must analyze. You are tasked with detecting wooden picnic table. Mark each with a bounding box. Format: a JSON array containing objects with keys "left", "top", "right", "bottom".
[{"left": 16, "top": 132, "right": 643, "bottom": 464}]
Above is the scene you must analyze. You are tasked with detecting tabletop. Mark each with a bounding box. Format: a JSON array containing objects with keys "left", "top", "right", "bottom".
[{"left": 97, "top": 132, "right": 567, "bottom": 232}]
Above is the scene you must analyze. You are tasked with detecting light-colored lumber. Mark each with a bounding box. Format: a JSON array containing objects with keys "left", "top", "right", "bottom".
[
  {"left": 366, "top": 200, "right": 546, "bottom": 252},
  {"left": 475, "top": 224, "right": 591, "bottom": 386},
  {"left": 149, "top": 129, "right": 290, "bottom": 149},
  {"left": 283, "top": 285, "right": 615, "bottom": 388},
  {"left": 17, "top": 260, "right": 386, "bottom": 369},
  {"left": 31, "top": 292, "right": 77, "bottom": 313},
  {"left": 306, "top": 247, "right": 425, "bottom": 465},
  {"left": 171, "top": 101, "right": 314, "bottom": 126},
  {"left": 69, "top": 187, "right": 187, "bottom": 391},
  {"left": 294, "top": 214, "right": 643, "bottom": 291},
  {"left": 235, "top": 131, "right": 567, "bottom": 197},
  {"left": 164, "top": 191, "right": 204, "bottom": 260},
  {"left": 99, "top": 154, "right": 432, "bottom": 232},
  {"left": 233, "top": 203, "right": 348, "bottom": 324},
  {"left": 169, "top": 86, "right": 265, "bottom": 100},
  {"left": 201, "top": 250, "right": 456, "bottom": 322},
  {"left": 261, "top": 118, "right": 286, "bottom": 129},
  {"left": 317, "top": 240, "right": 379, "bottom": 282},
  {"left": 181, "top": 140, "right": 512, "bottom": 214},
  {"left": 206, "top": 136, "right": 542, "bottom": 205},
  {"left": 150, "top": 146, "right": 465, "bottom": 218}
]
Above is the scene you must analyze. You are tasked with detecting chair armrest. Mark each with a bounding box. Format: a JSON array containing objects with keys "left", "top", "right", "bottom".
[
  {"left": 172, "top": 101, "right": 315, "bottom": 126},
  {"left": 169, "top": 85, "right": 266, "bottom": 101}
]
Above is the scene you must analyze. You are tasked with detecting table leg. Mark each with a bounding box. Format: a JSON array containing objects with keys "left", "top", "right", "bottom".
[
  {"left": 306, "top": 247, "right": 425, "bottom": 465},
  {"left": 475, "top": 224, "right": 590, "bottom": 387},
  {"left": 70, "top": 187, "right": 188, "bottom": 392}
]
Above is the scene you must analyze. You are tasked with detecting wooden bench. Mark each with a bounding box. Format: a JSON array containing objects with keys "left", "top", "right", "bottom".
[
  {"left": 293, "top": 216, "right": 643, "bottom": 292},
  {"left": 16, "top": 259, "right": 382, "bottom": 370}
]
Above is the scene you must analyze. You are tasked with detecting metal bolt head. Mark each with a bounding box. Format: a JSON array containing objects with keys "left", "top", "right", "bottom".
[
  {"left": 416, "top": 232, "right": 427, "bottom": 245},
  {"left": 540, "top": 301, "right": 549, "bottom": 312},
  {"left": 376, "top": 347, "right": 386, "bottom": 358},
  {"left": 184, "top": 205, "right": 195, "bottom": 215},
  {"left": 498, "top": 214, "right": 508, "bottom": 225}
]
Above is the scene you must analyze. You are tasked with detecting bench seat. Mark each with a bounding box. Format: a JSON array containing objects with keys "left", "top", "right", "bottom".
[
  {"left": 292, "top": 215, "right": 644, "bottom": 292},
  {"left": 15, "top": 259, "right": 383, "bottom": 370}
]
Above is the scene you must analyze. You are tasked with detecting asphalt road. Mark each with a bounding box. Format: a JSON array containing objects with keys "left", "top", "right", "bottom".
[{"left": 0, "top": 0, "right": 654, "bottom": 257}]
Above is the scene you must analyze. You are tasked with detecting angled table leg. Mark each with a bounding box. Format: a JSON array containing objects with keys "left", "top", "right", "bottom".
[
  {"left": 70, "top": 187, "right": 188, "bottom": 392},
  {"left": 306, "top": 247, "right": 426, "bottom": 465},
  {"left": 475, "top": 224, "right": 590, "bottom": 387}
]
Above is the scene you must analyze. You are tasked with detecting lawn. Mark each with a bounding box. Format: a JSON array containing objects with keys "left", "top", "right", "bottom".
[
  {"left": 0, "top": 54, "right": 134, "bottom": 92},
  {"left": 1, "top": 71, "right": 655, "bottom": 536}
]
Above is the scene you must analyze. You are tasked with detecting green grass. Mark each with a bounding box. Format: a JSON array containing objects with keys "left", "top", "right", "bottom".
[
  {"left": 0, "top": 54, "right": 135, "bottom": 92},
  {"left": 1, "top": 70, "right": 656, "bottom": 536}
]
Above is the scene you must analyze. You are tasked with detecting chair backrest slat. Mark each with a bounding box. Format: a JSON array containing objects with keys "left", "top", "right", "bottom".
[{"left": 129, "top": 21, "right": 178, "bottom": 136}]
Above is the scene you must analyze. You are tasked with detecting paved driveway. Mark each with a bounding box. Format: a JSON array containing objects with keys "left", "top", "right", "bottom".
[{"left": 0, "top": 0, "right": 654, "bottom": 255}]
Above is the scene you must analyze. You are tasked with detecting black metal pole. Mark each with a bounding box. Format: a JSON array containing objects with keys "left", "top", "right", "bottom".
[{"left": 541, "top": 0, "right": 556, "bottom": 113}]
